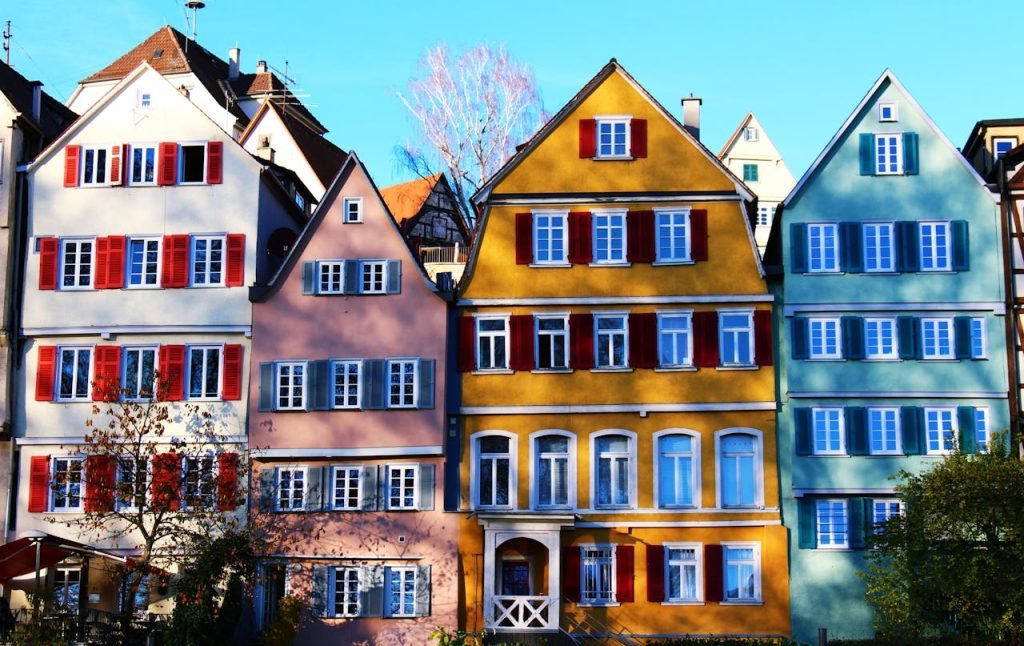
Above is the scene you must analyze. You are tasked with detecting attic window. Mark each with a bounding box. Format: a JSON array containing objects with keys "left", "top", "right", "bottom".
[
  {"left": 138, "top": 92, "right": 152, "bottom": 109},
  {"left": 742, "top": 127, "right": 759, "bottom": 142},
  {"left": 258, "top": 135, "right": 271, "bottom": 149},
  {"left": 343, "top": 197, "right": 363, "bottom": 223},
  {"left": 152, "top": 49, "right": 164, "bottom": 59},
  {"left": 878, "top": 102, "right": 898, "bottom": 122}
]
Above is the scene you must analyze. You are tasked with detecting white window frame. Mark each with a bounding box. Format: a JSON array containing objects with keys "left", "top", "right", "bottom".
[
  {"left": 921, "top": 318, "right": 954, "bottom": 360},
  {"left": 331, "top": 464, "right": 362, "bottom": 511},
  {"left": 742, "top": 126, "right": 759, "bottom": 142},
  {"left": 137, "top": 92, "right": 153, "bottom": 109},
  {"left": 874, "top": 133, "right": 903, "bottom": 175},
  {"left": 50, "top": 456, "right": 84, "bottom": 512},
  {"left": 190, "top": 235, "right": 226, "bottom": 287},
  {"left": 721, "top": 542, "right": 762, "bottom": 603},
  {"left": 60, "top": 238, "right": 95, "bottom": 290},
  {"left": 358, "top": 259, "right": 387, "bottom": 294},
  {"left": 275, "top": 361, "right": 307, "bottom": 411},
  {"left": 386, "top": 464, "right": 418, "bottom": 510},
  {"left": 872, "top": 499, "right": 903, "bottom": 533},
  {"left": 317, "top": 261, "right": 345, "bottom": 295},
  {"left": 332, "top": 566, "right": 362, "bottom": 617},
  {"left": 384, "top": 566, "right": 417, "bottom": 617},
  {"left": 471, "top": 431, "right": 516, "bottom": 510},
  {"left": 594, "top": 312, "right": 629, "bottom": 370},
  {"left": 868, "top": 407, "right": 902, "bottom": 455},
  {"left": 808, "top": 317, "right": 842, "bottom": 360},
  {"left": 116, "top": 455, "right": 149, "bottom": 512},
  {"left": 535, "top": 314, "right": 569, "bottom": 371},
  {"left": 807, "top": 223, "right": 839, "bottom": 273},
  {"left": 591, "top": 209, "right": 628, "bottom": 265},
  {"left": 182, "top": 454, "right": 218, "bottom": 510},
  {"left": 594, "top": 116, "right": 631, "bottom": 159},
  {"left": 657, "top": 311, "right": 693, "bottom": 369},
  {"left": 57, "top": 346, "right": 93, "bottom": 402},
  {"left": 475, "top": 315, "right": 510, "bottom": 372},
  {"left": 590, "top": 430, "right": 637, "bottom": 510},
  {"left": 877, "top": 102, "right": 898, "bottom": 122},
  {"left": 756, "top": 205, "right": 774, "bottom": 228},
  {"left": 924, "top": 407, "right": 957, "bottom": 455},
  {"left": 80, "top": 145, "right": 108, "bottom": 186},
  {"left": 177, "top": 141, "right": 208, "bottom": 185},
  {"left": 654, "top": 429, "right": 700, "bottom": 509},
  {"left": 718, "top": 310, "right": 754, "bottom": 367},
  {"left": 129, "top": 143, "right": 157, "bottom": 186},
  {"left": 126, "top": 237, "right": 161, "bottom": 288},
  {"left": 54, "top": 567, "right": 82, "bottom": 611},
  {"left": 530, "top": 430, "right": 576, "bottom": 510},
  {"left": 579, "top": 544, "right": 617, "bottom": 605},
  {"left": 864, "top": 317, "right": 898, "bottom": 360},
  {"left": 532, "top": 210, "right": 569, "bottom": 265},
  {"left": 970, "top": 317, "right": 987, "bottom": 359},
  {"left": 332, "top": 360, "right": 362, "bottom": 409},
  {"left": 122, "top": 346, "right": 157, "bottom": 401},
  {"left": 715, "top": 429, "right": 764, "bottom": 509},
  {"left": 974, "top": 407, "right": 990, "bottom": 453},
  {"left": 275, "top": 466, "right": 307, "bottom": 511},
  {"left": 187, "top": 345, "right": 222, "bottom": 401},
  {"left": 654, "top": 208, "right": 691, "bottom": 264},
  {"left": 863, "top": 222, "right": 895, "bottom": 273},
  {"left": 386, "top": 358, "right": 418, "bottom": 408},
  {"left": 812, "top": 407, "right": 845, "bottom": 455},
  {"left": 993, "top": 137, "right": 1018, "bottom": 160},
  {"left": 815, "top": 499, "right": 850, "bottom": 549},
  {"left": 343, "top": 197, "right": 364, "bottom": 223},
  {"left": 663, "top": 542, "right": 703, "bottom": 604},
  {"left": 919, "top": 221, "right": 952, "bottom": 272}
]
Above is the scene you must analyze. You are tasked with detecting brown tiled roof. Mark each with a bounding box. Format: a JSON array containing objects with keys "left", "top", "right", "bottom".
[
  {"left": 271, "top": 103, "right": 347, "bottom": 188},
  {"left": 379, "top": 173, "right": 443, "bottom": 224},
  {"left": 230, "top": 72, "right": 326, "bottom": 132},
  {"left": 0, "top": 61, "right": 77, "bottom": 147}
]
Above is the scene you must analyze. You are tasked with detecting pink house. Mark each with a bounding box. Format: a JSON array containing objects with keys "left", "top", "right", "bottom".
[{"left": 248, "top": 152, "right": 457, "bottom": 643}]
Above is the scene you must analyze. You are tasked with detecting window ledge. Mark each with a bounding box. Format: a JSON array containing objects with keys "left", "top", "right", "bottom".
[
  {"left": 715, "top": 365, "right": 758, "bottom": 371},
  {"left": 577, "top": 601, "right": 621, "bottom": 607},
  {"left": 801, "top": 271, "right": 843, "bottom": 275},
  {"left": 862, "top": 271, "right": 899, "bottom": 276},
  {"left": 528, "top": 263, "right": 572, "bottom": 269},
  {"left": 588, "top": 262, "right": 631, "bottom": 268},
  {"left": 652, "top": 260, "right": 694, "bottom": 266},
  {"left": 805, "top": 357, "right": 845, "bottom": 362},
  {"left": 531, "top": 369, "right": 573, "bottom": 374},
  {"left": 863, "top": 357, "right": 901, "bottom": 362},
  {"left": 810, "top": 454, "right": 851, "bottom": 458},
  {"left": 654, "top": 366, "right": 697, "bottom": 373},
  {"left": 590, "top": 368, "right": 634, "bottom": 373},
  {"left": 721, "top": 600, "right": 764, "bottom": 606},
  {"left": 591, "top": 156, "right": 634, "bottom": 162},
  {"left": 472, "top": 369, "right": 514, "bottom": 375},
  {"left": 661, "top": 600, "right": 705, "bottom": 606},
  {"left": 920, "top": 358, "right": 958, "bottom": 362}
]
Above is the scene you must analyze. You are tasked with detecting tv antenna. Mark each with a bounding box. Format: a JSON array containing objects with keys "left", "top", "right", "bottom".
[
  {"left": 3, "top": 21, "right": 11, "bottom": 66},
  {"left": 184, "top": 0, "right": 205, "bottom": 50}
]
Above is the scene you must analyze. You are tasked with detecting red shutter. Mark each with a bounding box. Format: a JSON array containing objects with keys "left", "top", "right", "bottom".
[
  {"left": 161, "top": 235, "right": 190, "bottom": 288},
  {"left": 217, "top": 452, "right": 239, "bottom": 510},
  {"left": 515, "top": 213, "right": 533, "bottom": 265},
  {"left": 579, "top": 119, "right": 596, "bottom": 158},
  {"left": 630, "top": 119, "right": 648, "bottom": 158},
  {"left": 646, "top": 545, "right": 665, "bottom": 602},
  {"left": 705, "top": 544, "right": 724, "bottom": 601},
  {"left": 754, "top": 310, "right": 773, "bottom": 366},
  {"left": 158, "top": 345, "right": 186, "bottom": 401},
  {"left": 567, "top": 211, "right": 593, "bottom": 265},
  {"left": 206, "top": 141, "right": 224, "bottom": 184},
  {"left": 563, "top": 547, "right": 581, "bottom": 602},
  {"left": 569, "top": 313, "right": 594, "bottom": 370},
  {"left": 84, "top": 454, "right": 116, "bottom": 512},
  {"left": 693, "top": 311, "right": 720, "bottom": 368},
  {"left": 152, "top": 453, "right": 181, "bottom": 511},
  {"left": 35, "top": 346, "right": 57, "bottom": 401},
  {"left": 629, "top": 313, "right": 658, "bottom": 369},
  {"left": 94, "top": 237, "right": 109, "bottom": 289},
  {"left": 38, "top": 238, "right": 59, "bottom": 290},
  {"left": 157, "top": 142, "right": 178, "bottom": 186},
  {"left": 63, "top": 145, "right": 80, "bottom": 187},
  {"left": 28, "top": 456, "right": 50, "bottom": 512},
  {"left": 91, "top": 345, "right": 121, "bottom": 402},
  {"left": 509, "top": 315, "right": 534, "bottom": 371},
  {"left": 616, "top": 545, "right": 635, "bottom": 602},
  {"left": 627, "top": 210, "right": 655, "bottom": 263},
  {"left": 105, "top": 236, "right": 126, "bottom": 288},
  {"left": 690, "top": 209, "right": 708, "bottom": 262},
  {"left": 225, "top": 233, "right": 245, "bottom": 287},
  {"left": 222, "top": 344, "right": 243, "bottom": 400},
  {"left": 458, "top": 316, "right": 476, "bottom": 372},
  {"left": 109, "top": 145, "right": 123, "bottom": 186}
]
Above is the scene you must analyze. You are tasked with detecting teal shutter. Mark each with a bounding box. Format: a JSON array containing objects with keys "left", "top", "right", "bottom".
[
  {"left": 849, "top": 498, "right": 868, "bottom": 548},
  {"left": 795, "top": 408, "right": 813, "bottom": 456},
  {"left": 417, "top": 464, "right": 435, "bottom": 511},
  {"left": 361, "top": 359, "right": 386, "bottom": 410},
  {"left": 958, "top": 406, "right": 978, "bottom": 454},
  {"left": 842, "top": 316, "right": 865, "bottom": 360},
  {"left": 895, "top": 222, "right": 920, "bottom": 272},
  {"left": 360, "top": 465, "right": 379, "bottom": 511},
  {"left": 840, "top": 222, "right": 863, "bottom": 273},
  {"left": 792, "top": 318, "right": 810, "bottom": 360},
  {"left": 417, "top": 359, "right": 435, "bottom": 409},
  {"left": 859, "top": 133, "right": 876, "bottom": 175},
  {"left": 258, "top": 362, "right": 275, "bottom": 411},
  {"left": 790, "top": 224, "right": 808, "bottom": 273},
  {"left": 343, "top": 260, "right": 359, "bottom": 294},
  {"left": 846, "top": 407, "right": 868, "bottom": 455},
  {"left": 311, "top": 566, "right": 329, "bottom": 617},
  {"left": 798, "top": 497, "right": 817, "bottom": 548},
  {"left": 897, "top": 316, "right": 919, "bottom": 360},
  {"left": 951, "top": 221, "right": 969, "bottom": 271},
  {"left": 415, "top": 565, "right": 432, "bottom": 617},
  {"left": 386, "top": 260, "right": 402, "bottom": 294},
  {"left": 302, "top": 262, "right": 316, "bottom": 295},
  {"left": 902, "top": 132, "right": 919, "bottom": 175},
  {"left": 954, "top": 317, "right": 972, "bottom": 360},
  {"left": 901, "top": 406, "right": 923, "bottom": 455}
]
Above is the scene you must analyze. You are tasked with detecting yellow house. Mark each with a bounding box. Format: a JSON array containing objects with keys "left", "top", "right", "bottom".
[{"left": 456, "top": 61, "right": 789, "bottom": 640}]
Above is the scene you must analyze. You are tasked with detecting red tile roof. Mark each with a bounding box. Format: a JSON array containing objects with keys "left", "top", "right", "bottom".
[{"left": 379, "top": 173, "right": 443, "bottom": 224}]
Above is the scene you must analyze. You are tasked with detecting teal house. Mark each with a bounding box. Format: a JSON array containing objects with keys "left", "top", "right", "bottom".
[{"left": 764, "top": 70, "right": 1007, "bottom": 643}]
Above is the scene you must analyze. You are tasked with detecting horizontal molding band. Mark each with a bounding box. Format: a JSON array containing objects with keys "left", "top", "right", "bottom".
[
  {"left": 261, "top": 554, "right": 424, "bottom": 561},
  {"left": 784, "top": 302, "right": 1005, "bottom": 316},
  {"left": 16, "top": 435, "right": 248, "bottom": 446},
  {"left": 23, "top": 325, "right": 253, "bottom": 337},
  {"left": 460, "top": 402, "right": 776, "bottom": 415},
  {"left": 793, "top": 488, "right": 896, "bottom": 497},
  {"left": 788, "top": 391, "right": 1007, "bottom": 399},
  {"left": 460, "top": 294, "right": 774, "bottom": 307},
  {"left": 488, "top": 191, "right": 742, "bottom": 205},
  {"left": 254, "top": 446, "right": 443, "bottom": 459},
  {"left": 576, "top": 520, "right": 782, "bottom": 528}
]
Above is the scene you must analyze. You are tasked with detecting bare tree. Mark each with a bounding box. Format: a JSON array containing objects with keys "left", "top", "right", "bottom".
[{"left": 397, "top": 44, "right": 546, "bottom": 228}]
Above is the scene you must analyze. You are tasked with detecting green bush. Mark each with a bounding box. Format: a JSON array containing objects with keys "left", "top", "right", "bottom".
[{"left": 258, "top": 595, "right": 303, "bottom": 646}]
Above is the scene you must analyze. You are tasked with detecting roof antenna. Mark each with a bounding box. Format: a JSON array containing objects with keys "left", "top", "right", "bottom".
[
  {"left": 3, "top": 21, "right": 11, "bottom": 66},
  {"left": 184, "top": 1, "right": 205, "bottom": 50}
]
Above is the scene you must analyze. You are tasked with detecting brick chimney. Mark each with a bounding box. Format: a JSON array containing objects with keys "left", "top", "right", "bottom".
[
  {"left": 256, "top": 60, "right": 267, "bottom": 74},
  {"left": 681, "top": 94, "right": 702, "bottom": 141}
]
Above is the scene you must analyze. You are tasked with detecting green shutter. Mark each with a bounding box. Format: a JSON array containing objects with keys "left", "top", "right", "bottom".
[
  {"left": 849, "top": 498, "right": 868, "bottom": 549},
  {"left": 859, "top": 133, "right": 876, "bottom": 175},
  {"left": 795, "top": 408, "right": 813, "bottom": 456},
  {"left": 846, "top": 407, "right": 868, "bottom": 455},
  {"left": 842, "top": 316, "right": 865, "bottom": 360},
  {"left": 792, "top": 318, "right": 810, "bottom": 360},
  {"left": 954, "top": 317, "right": 972, "bottom": 360},
  {"left": 901, "top": 406, "right": 923, "bottom": 455},
  {"left": 301, "top": 262, "right": 316, "bottom": 295},
  {"left": 790, "top": 224, "right": 808, "bottom": 273},
  {"left": 798, "top": 497, "right": 817, "bottom": 549},
  {"left": 902, "top": 132, "right": 919, "bottom": 175},
  {"left": 417, "top": 359, "right": 435, "bottom": 409},
  {"left": 897, "top": 316, "right": 919, "bottom": 360},
  {"left": 895, "top": 222, "right": 920, "bottom": 272},
  {"left": 951, "top": 221, "right": 969, "bottom": 271},
  {"left": 840, "top": 222, "right": 863, "bottom": 273},
  {"left": 958, "top": 406, "right": 978, "bottom": 454}
]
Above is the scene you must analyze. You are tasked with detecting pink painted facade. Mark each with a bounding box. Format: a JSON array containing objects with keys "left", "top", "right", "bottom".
[{"left": 248, "top": 153, "right": 457, "bottom": 643}]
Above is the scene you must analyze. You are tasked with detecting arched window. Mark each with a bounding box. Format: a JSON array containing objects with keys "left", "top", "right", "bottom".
[
  {"left": 591, "top": 432, "right": 636, "bottom": 509},
  {"left": 717, "top": 431, "right": 762, "bottom": 508},
  {"left": 472, "top": 433, "right": 516, "bottom": 509},
  {"left": 532, "top": 432, "right": 575, "bottom": 509},
  {"left": 656, "top": 433, "right": 698, "bottom": 508}
]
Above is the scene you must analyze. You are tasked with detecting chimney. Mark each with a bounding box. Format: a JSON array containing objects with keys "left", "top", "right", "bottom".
[
  {"left": 228, "top": 47, "right": 240, "bottom": 80},
  {"left": 256, "top": 60, "right": 267, "bottom": 74},
  {"left": 681, "top": 94, "right": 702, "bottom": 141},
  {"left": 30, "top": 81, "right": 42, "bottom": 122}
]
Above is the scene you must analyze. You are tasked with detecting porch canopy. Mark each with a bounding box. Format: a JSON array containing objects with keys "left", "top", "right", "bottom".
[{"left": 0, "top": 533, "right": 127, "bottom": 582}]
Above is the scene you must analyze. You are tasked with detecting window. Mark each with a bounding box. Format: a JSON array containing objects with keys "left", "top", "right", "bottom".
[
  {"left": 61, "top": 239, "right": 94, "bottom": 289},
  {"left": 191, "top": 236, "right": 225, "bottom": 286},
  {"left": 807, "top": 223, "right": 838, "bottom": 272},
  {"left": 723, "top": 544, "right": 761, "bottom": 602},
  {"left": 974, "top": 407, "right": 990, "bottom": 453},
  {"left": 317, "top": 261, "right": 344, "bottom": 294},
  {"left": 993, "top": 137, "right": 1018, "bottom": 160},
  {"left": 719, "top": 433, "right": 758, "bottom": 508},
  {"left": 878, "top": 102, "right": 898, "bottom": 122},
  {"left": 476, "top": 435, "right": 512, "bottom": 508},
  {"left": 117, "top": 456, "right": 148, "bottom": 511},
  {"left": 138, "top": 92, "right": 153, "bottom": 109},
  {"left": 925, "top": 407, "right": 956, "bottom": 455},
  {"left": 332, "top": 465, "right": 361, "bottom": 510},
  {"left": 921, "top": 318, "right": 954, "bottom": 359},
  {"left": 387, "top": 465, "right": 417, "bottom": 510},
  {"left": 812, "top": 408, "right": 845, "bottom": 455},
  {"left": 130, "top": 145, "right": 157, "bottom": 185},
  {"left": 81, "top": 146, "right": 107, "bottom": 185},
  {"left": 656, "top": 210, "right": 690, "bottom": 263},
  {"left": 970, "top": 318, "right": 986, "bottom": 359},
  {"left": 276, "top": 467, "right": 306, "bottom": 511},
  {"left": 658, "top": 312, "right": 692, "bottom": 368},
  {"left": 864, "top": 318, "right": 897, "bottom": 359},
  {"left": 816, "top": 499, "right": 849, "bottom": 549},
  {"left": 742, "top": 163, "right": 759, "bottom": 182},
  {"left": 51, "top": 457, "right": 83, "bottom": 511},
  {"left": 872, "top": 499, "right": 902, "bottom": 533},
  {"left": 596, "top": 118, "right": 629, "bottom": 158},
  {"left": 343, "top": 197, "right": 363, "bottom": 223},
  {"left": 58, "top": 347, "right": 91, "bottom": 401},
  {"left": 719, "top": 312, "right": 754, "bottom": 366},
  {"left": 385, "top": 567, "right": 416, "bottom": 617},
  {"left": 387, "top": 359, "right": 417, "bottom": 408},
  {"left": 581, "top": 546, "right": 615, "bottom": 603},
  {"left": 657, "top": 434, "right": 696, "bottom": 507},
  {"left": 868, "top": 407, "right": 901, "bottom": 455},
  {"left": 183, "top": 455, "right": 216, "bottom": 509},
  {"left": 476, "top": 317, "right": 509, "bottom": 371},
  {"left": 808, "top": 318, "right": 841, "bottom": 359},
  {"left": 188, "top": 346, "right": 221, "bottom": 400},
  {"left": 533, "top": 212, "right": 567, "bottom": 264},
  {"left": 332, "top": 360, "right": 361, "bottom": 409},
  {"left": 595, "top": 434, "right": 633, "bottom": 508},
  {"left": 919, "top": 222, "right": 951, "bottom": 271},
  {"left": 536, "top": 316, "right": 568, "bottom": 370},
  {"left": 875, "top": 133, "right": 903, "bottom": 174},
  {"left": 742, "top": 127, "right": 759, "bottom": 142},
  {"left": 127, "top": 238, "right": 160, "bottom": 287},
  {"left": 863, "top": 223, "right": 894, "bottom": 272},
  {"left": 123, "top": 347, "right": 156, "bottom": 400},
  {"left": 592, "top": 210, "right": 626, "bottom": 264},
  {"left": 756, "top": 206, "right": 775, "bottom": 228},
  {"left": 179, "top": 143, "right": 207, "bottom": 183},
  {"left": 54, "top": 569, "right": 81, "bottom": 611},
  {"left": 594, "top": 314, "right": 628, "bottom": 369},
  {"left": 276, "top": 362, "right": 307, "bottom": 410},
  {"left": 665, "top": 545, "right": 701, "bottom": 602},
  {"left": 360, "top": 260, "right": 387, "bottom": 294},
  {"left": 334, "top": 567, "right": 361, "bottom": 617},
  {"left": 535, "top": 435, "right": 570, "bottom": 509}
]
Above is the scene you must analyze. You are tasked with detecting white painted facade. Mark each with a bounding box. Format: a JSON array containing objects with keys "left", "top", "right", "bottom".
[{"left": 240, "top": 104, "right": 329, "bottom": 200}]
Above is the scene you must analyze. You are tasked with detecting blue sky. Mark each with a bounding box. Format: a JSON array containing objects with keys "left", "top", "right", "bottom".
[{"left": 6, "top": 1, "right": 1024, "bottom": 186}]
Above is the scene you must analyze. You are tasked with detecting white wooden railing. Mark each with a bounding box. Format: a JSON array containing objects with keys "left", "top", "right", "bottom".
[
  {"left": 420, "top": 244, "right": 468, "bottom": 265},
  {"left": 490, "top": 595, "right": 555, "bottom": 631}
]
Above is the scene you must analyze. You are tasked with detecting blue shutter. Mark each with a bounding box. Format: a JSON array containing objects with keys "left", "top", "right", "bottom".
[
  {"left": 901, "top": 406, "right": 923, "bottom": 455},
  {"left": 842, "top": 316, "right": 865, "bottom": 360},
  {"left": 792, "top": 318, "right": 810, "bottom": 360},
  {"left": 361, "top": 359, "right": 386, "bottom": 410},
  {"left": 951, "top": 221, "right": 969, "bottom": 271},
  {"left": 360, "top": 466, "right": 379, "bottom": 511},
  {"left": 311, "top": 566, "right": 329, "bottom": 617},
  {"left": 954, "top": 317, "right": 972, "bottom": 360},
  {"left": 798, "top": 497, "right": 817, "bottom": 549},
  {"left": 897, "top": 316, "right": 919, "bottom": 360},
  {"left": 343, "top": 260, "right": 359, "bottom": 294},
  {"left": 795, "top": 408, "right": 813, "bottom": 456},
  {"left": 859, "top": 133, "right": 876, "bottom": 175},
  {"left": 310, "top": 360, "right": 332, "bottom": 410},
  {"left": 790, "top": 224, "right": 808, "bottom": 273},
  {"left": 417, "top": 464, "right": 435, "bottom": 511},
  {"left": 840, "top": 222, "right": 863, "bottom": 273},
  {"left": 958, "top": 406, "right": 978, "bottom": 454},
  {"left": 302, "top": 261, "right": 316, "bottom": 295},
  {"left": 386, "top": 260, "right": 402, "bottom": 294},
  {"left": 895, "top": 222, "right": 919, "bottom": 272},
  {"left": 902, "top": 133, "right": 919, "bottom": 175},
  {"left": 364, "top": 566, "right": 384, "bottom": 617},
  {"left": 417, "top": 359, "right": 435, "bottom": 409},
  {"left": 846, "top": 407, "right": 868, "bottom": 455}
]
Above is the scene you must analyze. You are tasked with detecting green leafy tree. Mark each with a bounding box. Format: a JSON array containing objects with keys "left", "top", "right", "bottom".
[{"left": 862, "top": 435, "right": 1024, "bottom": 641}]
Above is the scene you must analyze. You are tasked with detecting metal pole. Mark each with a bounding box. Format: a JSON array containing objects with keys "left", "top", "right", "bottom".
[
  {"left": 33, "top": 539, "right": 41, "bottom": 610},
  {"left": 818, "top": 627, "right": 828, "bottom": 646}
]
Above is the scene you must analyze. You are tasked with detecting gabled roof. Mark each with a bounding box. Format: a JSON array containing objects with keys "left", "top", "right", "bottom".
[
  {"left": 230, "top": 72, "right": 326, "bottom": 133},
  {"left": 380, "top": 173, "right": 443, "bottom": 222},
  {"left": 0, "top": 61, "right": 76, "bottom": 144},
  {"left": 963, "top": 117, "right": 1024, "bottom": 159},
  {"left": 473, "top": 59, "right": 755, "bottom": 205},
  {"left": 717, "top": 112, "right": 755, "bottom": 158}
]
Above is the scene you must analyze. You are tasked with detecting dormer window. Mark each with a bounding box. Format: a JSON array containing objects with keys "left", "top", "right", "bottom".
[
  {"left": 993, "top": 137, "right": 1018, "bottom": 160},
  {"left": 878, "top": 102, "right": 898, "bottom": 122},
  {"left": 742, "top": 127, "right": 759, "bottom": 142}
]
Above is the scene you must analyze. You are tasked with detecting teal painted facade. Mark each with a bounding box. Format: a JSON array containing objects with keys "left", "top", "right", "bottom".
[{"left": 769, "top": 72, "right": 1007, "bottom": 644}]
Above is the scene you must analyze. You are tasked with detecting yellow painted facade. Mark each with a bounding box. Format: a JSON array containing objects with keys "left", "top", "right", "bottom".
[{"left": 457, "top": 62, "right": 789, "bottom": 638}]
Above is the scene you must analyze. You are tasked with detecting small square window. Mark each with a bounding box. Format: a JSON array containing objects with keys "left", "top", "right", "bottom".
[
  {"left": 138, "top": 92, "right": 152, "bottom": 109},
  {"left": 993, "top": 137, "right": 1018, "bottom": 160},
  {"left": 878, "top": 102, "right": 898, "bottom": 122},
  {"left": 742, "top": 164, "right": 759, "bottom": 182},
  {"left": 742, "top": 127, "right": 759, "bottom": 142},
  {"left": 595, "top": 118, "right": 630, "bottom": 158},
  {"left": 343, "top": 197, "right": 363, "bottom": 223}
]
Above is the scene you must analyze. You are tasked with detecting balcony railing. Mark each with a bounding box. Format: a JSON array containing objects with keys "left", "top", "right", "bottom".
[
  {"left": 490, "top": 595, "right": 555, "bottom": 631},
  {"left": 420, "top": 245, "right": 468, "bottom": 265}
]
